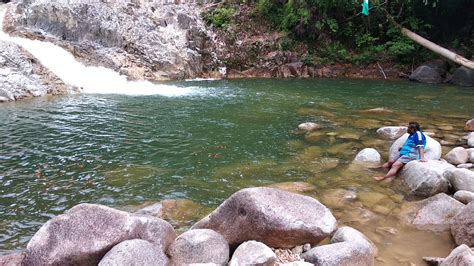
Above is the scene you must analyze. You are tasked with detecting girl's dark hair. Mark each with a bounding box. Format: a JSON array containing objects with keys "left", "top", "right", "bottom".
[{"left": 408, "top": 121, "right": 421, "bottom": 131}]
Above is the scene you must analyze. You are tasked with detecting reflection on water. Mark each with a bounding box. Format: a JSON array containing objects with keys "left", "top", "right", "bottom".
[{"left": 0, "top": 79, "right": 472, "bottom": 263}]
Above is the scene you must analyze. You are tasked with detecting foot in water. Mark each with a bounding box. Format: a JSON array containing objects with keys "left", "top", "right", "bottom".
[{"left": 373, "top": 176, "right": 386, "bottom": 181}]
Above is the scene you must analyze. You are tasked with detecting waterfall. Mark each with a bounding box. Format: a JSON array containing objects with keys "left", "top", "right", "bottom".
[{"left": 0, "top": 7, "right": 197, "bottom": 97}]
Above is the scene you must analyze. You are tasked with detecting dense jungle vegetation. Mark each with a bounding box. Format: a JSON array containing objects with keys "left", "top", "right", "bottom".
[{"left": 204, "top": 0, "right": 474, "bottom": 66}]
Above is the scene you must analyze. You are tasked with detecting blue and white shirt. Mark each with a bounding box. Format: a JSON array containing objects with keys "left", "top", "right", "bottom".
[{"left": 400, "top": 130, "right": 426, "bottom": 159}]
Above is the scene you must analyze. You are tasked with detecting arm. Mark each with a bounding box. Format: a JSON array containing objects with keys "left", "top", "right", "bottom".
[{"left": 418, "top": 146, "right": 426, "bottom": 162}]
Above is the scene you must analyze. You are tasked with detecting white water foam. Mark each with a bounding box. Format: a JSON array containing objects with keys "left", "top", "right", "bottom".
[{"left": 0, "top": 7, "right": 196, "bottom": 97}]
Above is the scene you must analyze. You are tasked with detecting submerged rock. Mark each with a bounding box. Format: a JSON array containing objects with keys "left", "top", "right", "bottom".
[
  {"left": 191, "top": 187, "right": 337, "bottom": 248},
  {"left": 23, "top": 203, "right": 176, "bottom": 265}
]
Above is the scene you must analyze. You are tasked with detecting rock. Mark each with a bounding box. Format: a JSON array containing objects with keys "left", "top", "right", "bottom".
[
  {"left": 268, "top": 181, "right": 317, "bottom": 194},
  {"left": 409, "top": 65, "right": 442, "bottom": 84},
  {"left": 376, "top": 126, "right": 407, "bottom": 140},
  {"left": 401, "top": 160, "right": 454, "bottom": 197},
  {"left": 167, "top": 229, "right": 229, "bottom": 265},
  {"left": 423, "top": 256, "right": 445, "bottom": 265},
  {"left": 389, "top": 133, "right": 442, "bottom": 161},
  {"left": 302, "top": 227, "right": 375, "bottom": 266},
  {"left": 319, "top": 189, "right": 357, "bottom": 209},
  {"left": 304, "top": 131, "right": 326, "bottom": 142},
  {"left": 465, "top": 119, "right": 474, "bottom": 132},
  {"left": 0, "top": 253, "right": 25, "bottom": 266},
  {"left": 441, "top": 244, "right": 474, "bottom": 266},
  {"left": 229, "top": 241, "right": 277, "bottom": 266},
  {"left": 358, "top": 191, "right": 388, "bottom": 209},
  {"left": 444, "top": 168, "right": 474, "bottom": 193},
  {"left": 445, "top": 147, "right": 469, "bottom": 165},
  {"left": 468, "top": 148, "right": 474, "bottom": 163},
  {"left": 424, "top": 59, "right": 449, "bottom": 77},
  {"left": 191, "top": 187, "right": 337, "bottom": 248},
  {"left": 99, "top": 239, "right": 169, "bottom": 266},
  {"left": 449, "top": 66, "right": 474, "bottom": 87},
  {"left": 409, "top": 193, "right": 464, "bottom": 232},
  {"left": 458, "top": 163, "right": 474, "bottom": 169},
  {"left": 353, "top": 148, "right": 381, "bottom": 163},
  {"left": 454, "top": 190, "right": 474, "bottom": 204},
  {"left": 298, "top": 122, "right": 322, "bottom": 133},
  {"left": 450, "top": 201, "right": 474, "bottom": 246},
  {"left": 468, "top": 133, "right": 474, "bottom": 147},
  {"left": 23, "top": 203, "right": 176, "bottom": 265},
  {"left": 362, "top": 107, "right": 393, "bottom": 114}
]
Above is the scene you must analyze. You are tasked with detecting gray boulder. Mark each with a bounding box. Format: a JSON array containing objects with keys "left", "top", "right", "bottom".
[
  {"left": 424, "top": 59, "right": 449, "bottom": 77},
  {"left": 191, "top": 187, "right": 337, "bottom": 248},
  {"left": 23, "top": 203, "right": 176, "bottom": 265},
  {"left": 0, "top": 253, "right": 25, "bottom": 266},
  {"left": 451, "top": 201, "right": 474, "bottom": 246},
  {"left": 167, "top": 229, "right": 229, "bottom": 265},
  {"left": 389, "top": 133, "right": 441, "bottom": 161},
  {"left": 449, "top": 66, "right": 474, "bottom": 87},
  {"left": 302, "top": 227, "right": 375, "bottom": 266},
  {"left": 468, "top": 133, "right": 474, "bottom": 147},
  {"left": 454, "top": 190, "right": 474, "bottom": 204},
  {"left": 409, "top": 65, "right": 443, "bottom": 84},
  {"left": 441, "top": 244, "right": 474, "bottom": 266},
  {"left": 376, "top": 126, "right": 407, "bottom": 140},
  {"left": 401, "top": 160, "right": 454, "bottom": 197},
  {"left": 353, "top": 148, "right": 381, "bottom": 163},
  {"left": 229, "top": 241, "right": 277, "bottom": 266},
  {"left": 444, "top": 168, "right": 474, "bottom": 193},
  {"left": 445, "top": 147, "right": 469, "bottom": 165},
  {"left": 99, "top": 239, "right": 169, "bottom": 266}
]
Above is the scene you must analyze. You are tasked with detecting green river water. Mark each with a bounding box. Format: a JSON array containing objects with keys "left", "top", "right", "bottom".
[{"left": 1, "top": 79, "right": 473, "bottom": 264}]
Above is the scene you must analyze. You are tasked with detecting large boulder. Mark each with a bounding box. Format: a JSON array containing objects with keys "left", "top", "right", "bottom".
[
  {"left": 23, "top": 204, "right": 176, "bottom": 265},
  {"left": 191, "top": 187, "right": 337, "bottom": 248},
  {"left": 449, "top": 66, "right": 474, "bottom": 87},
  {"left": 389, "top": 133, "right": 441, "bottom": 161},
  {"left": 450, "top": 201, "right": 474, "bottom": 246},
  {"left": 302, "top": 227, "right": 375, "bottom": 266},
  {"left": 229, "top": 241, "right": 277, "bottom": 266},
  {"left": 454, "top": 190, "right": 474, "bottom": 204},
  {"left": 376, "top": 126, "right": 407, "bottom": 140},
  {"left": 445, "top": 147, "right": 469, "bottom": 165},
  {"left": 400, "top": 160, "right": 454, "bottom": 197},
  {"left": 466, "top": 119, "right": 474, "bottom": 132},
  {"left": 167, "top": 229, "right": 229, "bottom": 265},
  {"left": 441, "top": 244, "right": 474, "bottom": 266},
  {"left": 353, "top": 148, "right": 381, "bottom": 164},
  {"left": 99, "top": 239, "right": 169, "bottom": 266},
  {"left": 444, "top": 168, "right": 474, "bottom": 193},
  {"left": 0, "top": 253, "right": 25, "bottom": 266},
  {"left": 409, "top": 65, "right": 443, "bottom": 84},
  {"left": 424, "top": 59, "right": 449, "bottom": 77},
  {"left": 403, "top": 193, "right": 465, "bottom": 232}
]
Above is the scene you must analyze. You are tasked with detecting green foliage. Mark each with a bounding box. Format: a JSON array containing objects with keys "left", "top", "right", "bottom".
[{"left": 203, "top": 7, "right": 234, "bottom": 29}]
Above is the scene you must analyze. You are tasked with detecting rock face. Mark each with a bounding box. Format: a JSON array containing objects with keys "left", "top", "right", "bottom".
[
  {"left": 376, "top": 126, "right": 407, "bottom": 140},
  {"left": 454, "top": 190, "right": 474, "bottom": 204},
  {"left": 389, "top": 133, "right": 441, "bottom": 161},
  {"left": 229, "top": 241, "right": 277, "bottom": 266},
  {"left": 441, "top": 244, "right": 474, "bottom": 266},
  {"left": 302, "top": 226, "right": 375, "bottom": 266},
  {"left": 450, "top": 201, "right": 474, "bottom": 246},
  {"left": 401, "top": 160, "right": 454, "bottom": 197},
  {"left": 167, "top": 229, "right": 229, "bottom": 265},
  {"left": 4, "top": 0, "right": 220, "bottom": 81},
  {"left": 445, "top": 147, "right": 469, "bottom": 165},
  {"left": 191, "top": 187, "right": 337, "bottom": 248},
  {"left": 0, "top": 40, "right": 71, "bottom": 101},
  {"left": 353, "top": 148, "right": 381, "bottom": 163},
  {"left": 409, "top": 65, "right": 443, "bottom": 84},
  {"left": 444, "top": 168, "right": 474, "bottom": 193},
  {"left": 23, "top": 204, "right": 176, "bottom": 265},
  {"left": 449, "top": 66, "right": 474, "bottom": 87},
  {"left": 99, "top": 239, "right": 169, "bottom": 266}
]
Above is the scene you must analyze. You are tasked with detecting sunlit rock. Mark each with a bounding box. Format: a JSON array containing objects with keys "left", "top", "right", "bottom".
[
  {"left": 297, "top": 122, "right": 322, "bottom": 133},
  {"left": 389, "top": 133, "right": 442, "bottom": 161},
  {"left": 23, "top": 204, "right": 176, "bottom": 265},
  {"left": 99, "top": 239, "right": 168, "bottom": 266},
  {"left": 167, "top": 229, "right": 229, "bottom": 265},
  {"left": 268, "top": 181, "right": 317, "bottom": 194},
  {"left": 450, "top": 201, "right": 474, "bottom": 246},
  {"left": 401, "top": 160, "right": 454, "bottom": 197},
  {"left": 353, "top": 148, "right": 381, "bottom": 164},
  {"left": 454, "top": 190, "right": 474, "bottom": 204},
  {"left": 191, "top": 187, "right": 337, "bottom": 248},
  {"left": 376, "top": 126, "right": 407, "bottom": 140},
  {"left": 444, "top": 168, "right": 474, "bottom": 193},
  {"left": 465, "top": 119, "right": 474, "bottom": 131},
  {"left": 440, "top": 244, "right": 474, "bottom": 266},
  {"left": 444, "top": 147, "right": 469, "bottom": 165},
  {"left": 457, "top": 163, "right": 474, "bottom": 169},
  {"left": 229, "top": 241, "right": 277, "bottom": 266},
  {"left": 302, "top": 226, "right": 376, "bottom": 266}
]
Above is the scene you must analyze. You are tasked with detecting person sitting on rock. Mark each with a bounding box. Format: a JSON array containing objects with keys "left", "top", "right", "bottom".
[{"left": 374, "top": 121, "right": 427, "bottom": 181}]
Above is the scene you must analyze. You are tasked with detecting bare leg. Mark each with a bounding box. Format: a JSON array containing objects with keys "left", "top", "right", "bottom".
[
  {"left": 382, "top": 160, "right": 395, "bottom": 168},
  {"left": 374, "top": 161, "right": 404, "bottom": 181}
]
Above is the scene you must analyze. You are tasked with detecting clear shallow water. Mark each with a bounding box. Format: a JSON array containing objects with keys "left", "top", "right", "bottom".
[{"left": 1, "top": 79, "right": 473, "bottom": 263}]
